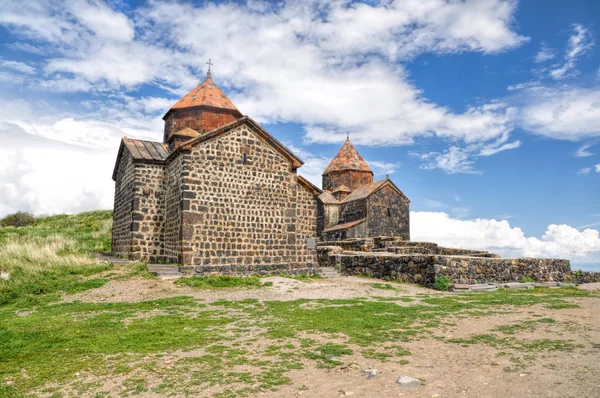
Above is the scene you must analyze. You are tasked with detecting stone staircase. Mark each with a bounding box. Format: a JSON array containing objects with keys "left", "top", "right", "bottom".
[
  {"left": 147, "top": 264, "right": 182, "bottom": 278},
  {"left": 319, "top": 267, "right": 341, "bottom": 278}
]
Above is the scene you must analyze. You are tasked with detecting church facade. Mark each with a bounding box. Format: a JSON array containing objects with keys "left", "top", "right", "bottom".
[
  {"left": 317, "top": 138, "right": 410, "bottom": 241},
  {"left": 111, "top": 71, "right": 410, "bottom": 271}
]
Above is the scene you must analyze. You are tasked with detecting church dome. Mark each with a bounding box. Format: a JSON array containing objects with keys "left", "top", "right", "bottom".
[
  {"left": 323, "top": 137, "right": 372, "bottom": 174},
  {"left": 162, "top": 70, "right": 243, "bottom": 145},
  {"left": 167, "top": 71, "right": 241, "bottom": 115}
]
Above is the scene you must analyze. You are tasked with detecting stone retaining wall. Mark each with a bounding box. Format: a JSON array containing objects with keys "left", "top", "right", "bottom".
[
  {"left": 180, "top": 264, "right": 319, "bottom": 276},
  {"left": 572, "top": 271, "right": 600, "bottom": 284},
  {"left": 329, "top": 249, "right": 592, "bottom": 286}
]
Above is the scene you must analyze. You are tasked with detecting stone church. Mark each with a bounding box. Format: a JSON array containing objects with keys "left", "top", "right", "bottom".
[{"left": 111, "top": 71, "right": 410, "bottom": 272}]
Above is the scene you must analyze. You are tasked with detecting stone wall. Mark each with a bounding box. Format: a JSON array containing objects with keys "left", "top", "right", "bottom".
[
  {"left": 162, "top": 152, "right": 188, "bottom": 262},
  {"left": 366, "top": 185, "right": 410, "bottom": 240},
  {"left": 331, "top": 251, "right": 577, "bottom": 286},
  {"left": 340, "top": 199, "right": 366, "bottom": 224},
  {"left": 182, "top": 124, "right": 318, "bottom": 272},
  {"left": 130, "top": 163, "right": 165, "bottom": 261},
  {"left": 163, "top": 107, "right": 239, "bottom": 142},
  {"left": 572, "top": 271, "right": 600, "bottom": 284},
  {"left": 322, "top": 169, "right": 373, "bottom": 192},
  {"left": 112, "top": 151, "right": 135, "bottom": 257},
  {"left": 296, "top": 180, "right": 319, "bottom": 267}
]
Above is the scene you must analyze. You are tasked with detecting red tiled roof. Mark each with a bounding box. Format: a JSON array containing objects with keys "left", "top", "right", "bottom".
[
  {"left": 168, "top": 72, "right": 241, "bottom": 113},
  {"left": 341, "top": 180, "right": 387, "bottom": 203},
  {"left": 318, "top": 190, "right": 339, "bottom": 204},
  {"left": 323, "top": 138, "right": 372, "bottom": 175},
  {"left": 323, "top": 218, "right": 366, "bottom": 232}
]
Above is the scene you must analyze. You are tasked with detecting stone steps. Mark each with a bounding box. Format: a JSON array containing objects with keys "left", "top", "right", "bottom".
[
  {"left": 319, "top": 267, "right": 341, "bottom": 278},
  {"left": 93, "top": 253, "right": 132, "bottom": 265},
  {"left": 147, "top": 264, "right": 182, "bottom": 278}
]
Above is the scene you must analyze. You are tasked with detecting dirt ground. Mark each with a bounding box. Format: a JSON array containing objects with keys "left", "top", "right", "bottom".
[{"left": 59, "top": 275, "right": 600, "bottom": 398}]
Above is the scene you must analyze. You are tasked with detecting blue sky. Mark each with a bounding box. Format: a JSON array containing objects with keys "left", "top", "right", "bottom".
[{"left": 0, "top": 0, "right": 599, "bottom": 269}]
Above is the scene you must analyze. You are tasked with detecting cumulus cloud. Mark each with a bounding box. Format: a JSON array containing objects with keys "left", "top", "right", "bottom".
[
  {"left": 411, "top": 211, "right": 600, "bottom": 269},
  {"left": 0, "top": 98, "right": 163, "bottom": 218},
  {"left": 0, "top": 0, "right": 527, "bottom": 167},
  {"left": 578, "top": 168, "right": 591, "bottom": 175},
  {"left": 515, "top": 86, "right": 600, "bottom": 141},
  {"left": 0, "top": 123, "right": 115, "bottom": 217}
]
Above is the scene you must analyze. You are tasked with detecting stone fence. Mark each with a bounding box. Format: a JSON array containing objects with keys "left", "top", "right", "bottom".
[{"left": 318, "top": 243, "right": 600, "bottom": 286}]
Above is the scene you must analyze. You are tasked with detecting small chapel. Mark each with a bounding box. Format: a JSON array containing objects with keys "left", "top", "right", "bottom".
[{"left": 111, "top": 69, "right": 410, "bottom": 272}]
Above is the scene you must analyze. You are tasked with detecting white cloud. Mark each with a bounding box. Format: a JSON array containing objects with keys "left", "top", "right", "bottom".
[
  {"left": 575, "top": 143, "right": 594, "bottom": 157},
  {"left": 534, "top": 43, "right": 556, "bottom": 63},
  {"left": 0, "top": 0, "right": 525, "bottom": 148},
  {"left": 578, "top": 168, "right": 591, "bottom": 175},
  {"left": 367, "top": 160, "right": 401, "bottom": 177},
  {"left": 0, "top": 59, "right": 36, "bottom": 74},
  {"left": 418, "top": 146, "right": 481, "bottom": 174},
  {"left": 411, "top": 211, "right": 600, "bottom": 269},
  {"left": 596, "top": 164, "right": 600, "bottom": 173},
  {"left": 0, "top": 97, "right": 165, "bottom": 218},
  {"left": 516, "top": 86, "right": 600, "bottom": 141},
  {"left": 0, "top": 122, "right": 115, "bottom": 217},
  {"left": 549, "top": 24, "right": 594, "bottom": 80}
]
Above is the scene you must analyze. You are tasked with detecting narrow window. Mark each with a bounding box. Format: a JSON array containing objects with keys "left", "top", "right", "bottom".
[
  {"left": 243, "top": 153, "right": 248, "bottom": 164},
  {"left": 387, "top": 207, "right": 391, "bottom": 217}
]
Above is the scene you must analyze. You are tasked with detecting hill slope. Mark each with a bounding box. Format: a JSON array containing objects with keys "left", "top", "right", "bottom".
[{"left": 0, "top": 210, "right": 114, "bottom": 306}]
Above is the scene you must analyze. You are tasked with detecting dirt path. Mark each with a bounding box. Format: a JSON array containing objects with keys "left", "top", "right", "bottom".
[{"left": 65, "top": 274, "right": 435, "bottom": 303}]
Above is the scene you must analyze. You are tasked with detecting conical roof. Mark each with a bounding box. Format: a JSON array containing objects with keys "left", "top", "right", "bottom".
[
  {"left": 323, "top": 138, "right": 372, "bottom": 174},
  {"left": 168, "top": 72, "right": 241, "bottom": 113}
]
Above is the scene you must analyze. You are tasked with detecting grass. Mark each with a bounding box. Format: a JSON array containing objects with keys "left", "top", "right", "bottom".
[
  {"left": 287, "top": 273, "right": 322, "bottom": 281},
  {"left": 0, "top": 210, "right": 596, "bottom": 396},
  {"left": 0, "top": 286, "right": 592, "bottom": 396},
  {"left": 175, "top": 275, "right": 273, "bottom": 289},
  {"left": 369, "top": 283, "right": 397, "bottom": 291},
  {"left": 0, "top": 211, "right": 114, "bottom": 306}
]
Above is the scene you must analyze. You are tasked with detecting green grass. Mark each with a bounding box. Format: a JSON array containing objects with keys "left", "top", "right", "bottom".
[
  {"left": 0, "top": 210, "right": 113, "bottom": 254},
  {"left": 287, "top": 273, "right": 322, "bottom": 281},
  {"left": 369, "top": 283, "right": 397, "bottom": 291},
  {"left": 0, "top": 211, "right": 114, "bottom": 307},
  {"left": 303, "top": 343, "right": 353, "bottom": 368},
  {"left": 175, "top": 275, "right": 272, "bottom": 289},
  {"left": 0, "top": 286, "right": 592, "bottom": 396},
  {"left": 447, "top": 334, "right": 579, "bottom": 352}
]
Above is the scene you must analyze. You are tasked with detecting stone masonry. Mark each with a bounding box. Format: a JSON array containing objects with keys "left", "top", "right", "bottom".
[
  {"left": 112, "top": 69, "right": 596, "bottom": 283},
  {"left": 112, "top": 71, "right": 319, "bottom": 274}
]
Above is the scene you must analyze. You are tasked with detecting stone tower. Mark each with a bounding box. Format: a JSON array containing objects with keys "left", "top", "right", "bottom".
[
  {"left": 162, "top": 71, "right": 243, "bottom": 150},
  {"left": 322, "top": 137, "right": 373, "bottom": 192}
]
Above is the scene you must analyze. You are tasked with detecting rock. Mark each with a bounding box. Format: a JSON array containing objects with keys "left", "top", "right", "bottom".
[
  {"left": 396, "top": 376, "right": 421, "bottom": 389},
  {"left": 431, "top": 395, "right": 441, "bottom": 398},
  {"left": 361, "top": 369, "right": 379, "bottom": 379},
  {"left": 0, "top": 271, "right": 9, "bottom": 280}
]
